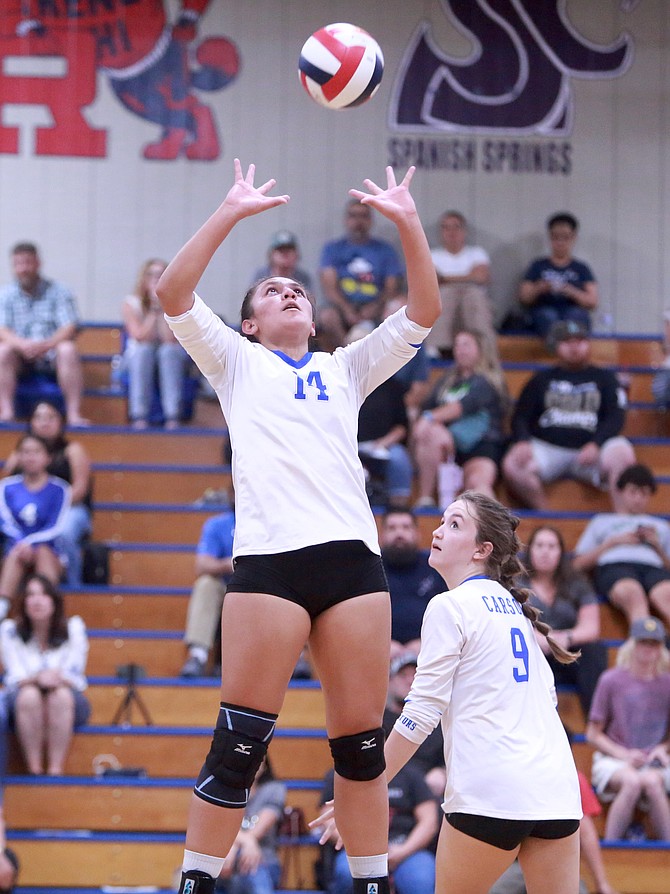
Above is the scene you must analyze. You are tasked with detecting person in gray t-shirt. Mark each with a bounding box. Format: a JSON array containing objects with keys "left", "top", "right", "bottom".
[
  {"left": 215, "top": 757, "right": 286, "bottom": 894},
  {"left": 573, "top": 464, "right": 670, "bottom": 634}
]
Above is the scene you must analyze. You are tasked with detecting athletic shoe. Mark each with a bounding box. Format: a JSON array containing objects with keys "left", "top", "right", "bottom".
[{"left": 180, "top": 656, "right": 206, "bottom": 678}]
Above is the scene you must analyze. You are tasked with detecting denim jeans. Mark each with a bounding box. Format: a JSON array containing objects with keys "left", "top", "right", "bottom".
[
  {"left": 528, "top": 304, "right": 591, "bottom": 338},
  {"left": 331, "top": 848, "right": 435, "bottom": 894},
  {"left": 384, "top": 444, "right": 413, "bottom": 502},
  {"left": 59, "top": 504, "right": 93, "bottom": 586},
  {"left": 125, "top": 340, "right": 189, "bottom": 422},
  {"left": 216, "top": 859, "right": 281, "bottom": 894}
]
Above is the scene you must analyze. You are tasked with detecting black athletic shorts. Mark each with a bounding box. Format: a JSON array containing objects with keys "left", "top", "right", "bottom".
[
  {"left": 595, "top": 561, "right": 670, "bottom": 596},
  {"left": 445, "top": 812, "right": 579, "bottom": 851},
  {"left": 227, "top": 539, "right": 389, "bottom": 619}
]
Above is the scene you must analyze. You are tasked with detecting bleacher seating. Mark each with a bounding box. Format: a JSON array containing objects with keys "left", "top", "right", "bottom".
[{"left": 2, "top": 325, "right": 669, "bottom": 893}]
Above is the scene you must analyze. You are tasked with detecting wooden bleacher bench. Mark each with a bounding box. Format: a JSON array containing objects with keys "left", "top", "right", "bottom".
[{"left": 4, "top": 323, "right": 668, "bottom": 892}]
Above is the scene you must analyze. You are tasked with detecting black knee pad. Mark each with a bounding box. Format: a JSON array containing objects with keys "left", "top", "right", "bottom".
[
  {"left": 329, "top": 726, "right": 386, "bottom": 781},
  {"left": 194, "top": 701, "right": 278, "bottom": 808}
]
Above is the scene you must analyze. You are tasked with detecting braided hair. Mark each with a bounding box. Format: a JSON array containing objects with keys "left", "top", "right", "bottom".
[{"left": 459, "top": 490, "right": 578, "bottom": 665}]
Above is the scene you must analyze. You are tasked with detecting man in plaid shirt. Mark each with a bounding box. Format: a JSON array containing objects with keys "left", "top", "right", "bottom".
[{"left": 0, "top": 243, "right": 88, "bottom": 425}]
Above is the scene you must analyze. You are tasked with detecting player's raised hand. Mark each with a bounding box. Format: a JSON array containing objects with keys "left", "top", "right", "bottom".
[
  {"left": 223, "top": 158, "right": 290, "bottom": 220},
  {"left": 349, "top": 166, "right": 418, "bottom": 225}
]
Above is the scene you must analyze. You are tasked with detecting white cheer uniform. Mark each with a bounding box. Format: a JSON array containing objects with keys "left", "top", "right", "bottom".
[
  {"left": 395, "top": 576, "right": 581, "bottom": 821},
  {"left": 167, "top": 295, "right": 430, "bottom": 558}
]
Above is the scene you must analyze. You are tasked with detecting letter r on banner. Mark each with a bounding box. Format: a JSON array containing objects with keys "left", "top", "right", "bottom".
[{"left": 0, "top": 34, "right": 106, "bottom": 157}]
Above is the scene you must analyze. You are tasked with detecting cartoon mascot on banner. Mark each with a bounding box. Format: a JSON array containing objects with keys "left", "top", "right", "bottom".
[{"left": 4, "top": 1, "right": 240, "bottom": 160}]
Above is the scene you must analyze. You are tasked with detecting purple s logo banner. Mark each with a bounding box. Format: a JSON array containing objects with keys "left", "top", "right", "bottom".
[{"left": 390, "top": 0, "right": 634, "bottom": 135}]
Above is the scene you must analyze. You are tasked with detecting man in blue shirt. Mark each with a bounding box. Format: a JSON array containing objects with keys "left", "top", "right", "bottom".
[
  {"left": 318, "top": 200, "right": 403, "bottom": 351},
  {"left": 381, "top": 509, "right": 444, "bottom": 656},
  {"left": 181, "top": 508, "right": 235, "bottom": 677}
]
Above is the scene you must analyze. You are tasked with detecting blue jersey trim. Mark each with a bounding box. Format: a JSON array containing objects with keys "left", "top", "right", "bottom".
[{"left": 273, "top": 350, "right": 313, "bottom": 369}]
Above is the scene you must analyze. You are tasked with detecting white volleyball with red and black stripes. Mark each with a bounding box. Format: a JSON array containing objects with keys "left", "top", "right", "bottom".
[{"left": 299, "top": 23, "right": 384, "bottom": 110}]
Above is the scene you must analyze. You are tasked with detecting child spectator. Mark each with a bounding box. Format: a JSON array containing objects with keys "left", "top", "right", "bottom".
[
  {"left": 3, "top": 400, "right": 93, "bottom": 586},
  {"left": 573, "top": 464, "right": 670, "bottom": 634},
  {"left": 0, "top": 435, "right": 70, "bottom": 616}
]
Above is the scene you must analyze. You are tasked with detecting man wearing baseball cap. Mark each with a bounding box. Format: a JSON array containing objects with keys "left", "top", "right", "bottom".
[
  {"left": 250, "top": 230, "right": 313, "bottom": 291},
  {"left": 502, "top": 317, "right": 636, "bottom": 510},
  {"left": 383, "top": 653, "right": 445, "bottom": 797}
]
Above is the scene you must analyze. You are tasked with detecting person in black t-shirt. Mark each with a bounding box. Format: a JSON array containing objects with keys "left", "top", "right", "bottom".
[{"left": 502, "top": 320, "right": 635, "bottom": 511}]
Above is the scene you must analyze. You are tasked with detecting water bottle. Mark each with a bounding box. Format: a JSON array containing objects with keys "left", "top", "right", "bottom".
[
  {"left": 110, "top": 353, "right": 125, "bottom": 391},
  {"left": 438, "top": 460, "right": 464, "bottom": 509},
  {"left": 595, "top": 310, "right": 614, "bottom": 335}
]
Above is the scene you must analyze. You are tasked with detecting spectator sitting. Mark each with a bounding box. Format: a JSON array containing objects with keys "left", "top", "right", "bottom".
[
  {"left": 0, "top": 811, "right": 18, "bottom": 894},
  {"left": 181, "top": 504, "right": 235, "bottom": 678},
  {"left": 651, "top": 307, "right": 670, "bottom": 413},
  {"left": 425, "top": 210, "right": 497, "bottom": 361},
  {"left": 0, "top": 241, "right": 88, "bottom": 426},
  {"left": 3, "top": 400, "right": 92, "bottom": 586},
  {"left": 0, "top": 434, "right": 70, "bottom": 618},
  {"left": 521, "top": 525, "right": 607, "bottom": 716},
  {"left": 0, "top": 573, "right": 90, "bottom": 775},
  {"left": 319, "top": 761, "right": 437, "bottom": 894},
  {"left": 519, "top": 212, "right": 599, "bottom": 338},
  {"left": 572, "top": 464, "right": 670, "bottom": 634},
  {"left": 122, "top": 258, "right": 191, "bottom": 430},
  {"left": 318, "top": 199, "right": 403, "bottom": 352},
  {"left": 380, "top": 509, "right": 444, "bottom": 658},
  {"left": 502, "top": 319, "right": 635, "bottom": 511},
  {"left": 350, "top": 321, "right": 413, "bottom": 509},
  {"left": 251, "top": 230, "right": 313, "bottom": 292},
  {"left": 586, "top": 616, "right": 670, "bottom": 841},
  {"left": 382, "top": 296, "right": 432, "bottom": 423},
  {"left": 383, "top": 653, "right": 445, "bottom": 798},
  {"left": 413, "top": 328, "right": 507, "bottom": 505},
  {"left": 0, "top": 696, "right": 19, "bottom": 893},
  {"left": 215, "top": 756, "right": 286, "bottom": 894},
  {"left": 487, "top": 770, "right": 618, "bottom": 894}
]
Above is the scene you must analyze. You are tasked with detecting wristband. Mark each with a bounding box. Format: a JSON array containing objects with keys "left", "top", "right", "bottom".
[{"left": 422, "top": 411, "right": 435, "bottom": 422}]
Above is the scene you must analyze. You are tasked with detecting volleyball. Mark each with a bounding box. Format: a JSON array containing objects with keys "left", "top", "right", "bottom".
[{"left": 298, "top": 23, "right": 384, "bottom": 110}]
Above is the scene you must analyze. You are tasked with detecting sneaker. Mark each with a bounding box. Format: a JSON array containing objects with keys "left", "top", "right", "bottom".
[
  {"left": 180, "top": 655, "right": 206, "bottom": 678},
  {"left": 291, "top": 656, "right": 312, "bottom": 680},
  {"left": 414, "top": 496, "right": 437, "bottom": 509}
]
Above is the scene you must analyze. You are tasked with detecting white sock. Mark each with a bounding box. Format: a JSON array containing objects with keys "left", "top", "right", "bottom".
[
  {"left": 182, "top": 849, "right": 225, "bottom": 878},
  {"left": 189, "top": 645, "right": 208, "bottom": 664},
  {"left": 347, "top": 854, "right": 388, "bottom": 878}
]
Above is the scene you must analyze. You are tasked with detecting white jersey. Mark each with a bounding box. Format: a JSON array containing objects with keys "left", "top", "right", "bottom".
[
  {"left": 167, "top": 295, "right": 430, "bottom": 557},
  {"left": 395, "top": 576, "right": 581, "bottom": 821}
]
